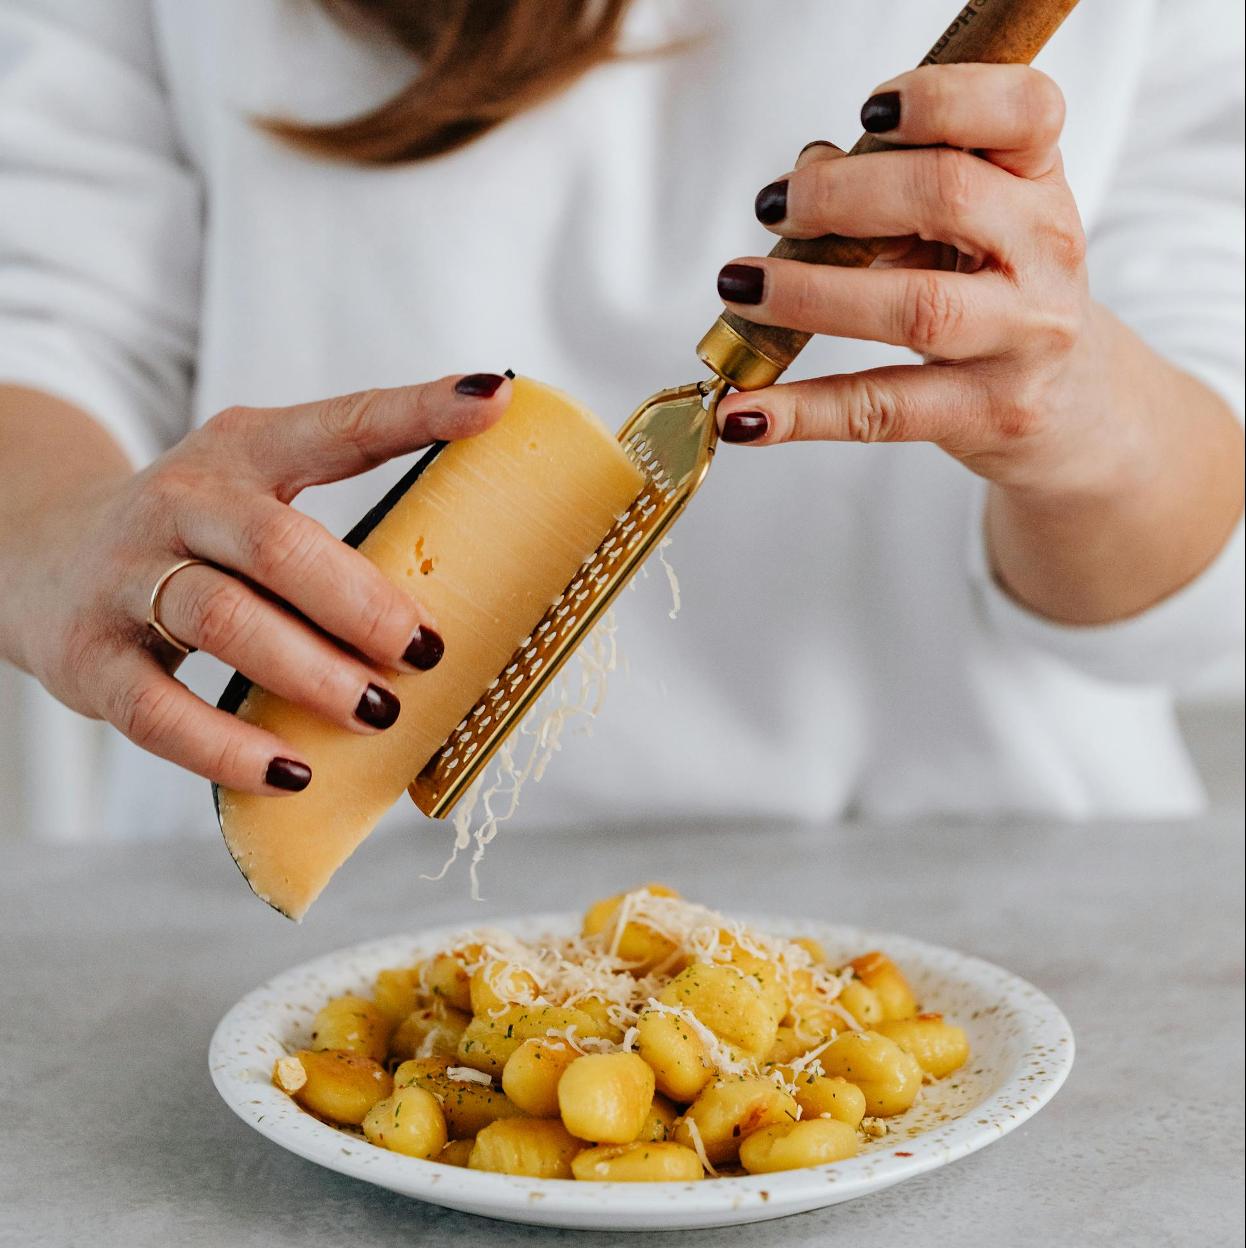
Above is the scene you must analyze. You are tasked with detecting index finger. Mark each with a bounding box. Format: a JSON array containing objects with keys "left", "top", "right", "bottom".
[
  {"left": 221, "top": 373, "right": 511, "bottom": 497},
  {"left": 861, "top": 64, "right": 1066, "bottom": 179}
]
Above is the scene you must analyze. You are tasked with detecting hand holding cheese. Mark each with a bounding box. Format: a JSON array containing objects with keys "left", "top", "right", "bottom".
[
  {"left": 0, "top": 374, "right": 510, "bottom": 794},
  {"left": 218, "top": 376, "right": 645, "bottom": 918}
]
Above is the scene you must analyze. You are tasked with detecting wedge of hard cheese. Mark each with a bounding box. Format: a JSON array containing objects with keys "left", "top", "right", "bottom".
[{"left": 215, "top": 376, "right": 644, "bottom": 919}]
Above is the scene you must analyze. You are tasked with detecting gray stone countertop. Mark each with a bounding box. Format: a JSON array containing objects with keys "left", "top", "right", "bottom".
[{"left": 2, "top": 761, "right": 1243, "bottom": 1247}]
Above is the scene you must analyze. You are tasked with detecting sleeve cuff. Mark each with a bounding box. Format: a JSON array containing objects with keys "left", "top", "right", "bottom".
[{"left": 968, "top": 476, "right": 1245, "bottom": 687}]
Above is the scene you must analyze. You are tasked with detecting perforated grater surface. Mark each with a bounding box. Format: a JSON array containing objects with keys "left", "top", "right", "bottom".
[{"left": 408, "top": 378, "right": 727, "bottom": 818}]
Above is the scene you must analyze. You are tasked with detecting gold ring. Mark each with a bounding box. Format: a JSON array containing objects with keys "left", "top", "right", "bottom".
[{"left": 147, "top": 557, "right": 212, "bottom": 655}]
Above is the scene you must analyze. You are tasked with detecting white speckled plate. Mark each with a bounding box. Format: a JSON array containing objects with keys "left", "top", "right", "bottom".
[{"left": 210, "top": 916, "right": 1073, "bottom": 1231}]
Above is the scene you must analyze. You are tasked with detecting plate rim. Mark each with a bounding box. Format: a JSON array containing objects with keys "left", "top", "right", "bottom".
[{"left": 209, "top": 914, "right": 1075, "bottom": 1223}]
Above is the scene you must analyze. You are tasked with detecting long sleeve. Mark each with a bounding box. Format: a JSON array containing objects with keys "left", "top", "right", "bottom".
[
  {"left": 972, "top": 0, "right": 1245, "bottom": 688},
  {"left": 0, "top": 0, "right": 201, "bottom": 464}
]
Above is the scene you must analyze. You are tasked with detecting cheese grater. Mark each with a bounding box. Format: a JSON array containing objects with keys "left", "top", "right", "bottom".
[{"left": 408, "top": 0, "right": 1078, "bottom": 819}]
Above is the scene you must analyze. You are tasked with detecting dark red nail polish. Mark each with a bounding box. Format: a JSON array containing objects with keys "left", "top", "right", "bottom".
[
  {"left": 861, "top": 91, "right": 901, "bottom": 133},
  {"left": 754, "top": 180, "right": 788, "bottom": 225},
  {"left": 455, "top": 373, "right": 505, "bottom": 398},
  {"left": 266, "top": 757, "right": 311, "bottom": 791},
  {"left": 717, "top": 263, "right": 765, "bottom": 305},
  {"left": 721, "top": 411, "right": 769, "bottom": 443},
  {"left": 403, "top": 626, "right": 445, "bottom": 671},
  {"left": 799, "top": 139, "right": 838, "bottom": 157},
  {"left": 356, "top": 684, "right": 401, "bottom": 729}
]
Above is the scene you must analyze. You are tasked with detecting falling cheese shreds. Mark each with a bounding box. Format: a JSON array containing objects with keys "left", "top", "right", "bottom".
[
  {"left": 424, "top": 608, "right": 621, "bottom": 898},
  {"left": 424, "top": 539, "right": 684, "bottom": 900},
  {"left": 657, "top": 537, "right": 681, "bottom": 620}
]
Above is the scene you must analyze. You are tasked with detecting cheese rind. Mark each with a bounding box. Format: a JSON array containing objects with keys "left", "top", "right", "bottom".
[{"left": 215, "top": 377, "right": 643, "bottom": 919}]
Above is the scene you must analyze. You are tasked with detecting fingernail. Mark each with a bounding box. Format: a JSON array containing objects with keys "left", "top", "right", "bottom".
[
  {"left": 266, "top": 757, "right": 312, "bottom": 792},
  {"left": 861, "top": 90, "right": 901, "bottom": 133},
  {"left": 356, "top": 683, "right": 401, "bottom": 729},
  {"left": 754, "top": 179, "right": 788, "bottom": 225},
  {"left": 403, "top": 625, "right": 445, "bottom": 671},
  {"left": 455, "top": 373, "right": 505, "bottom": 398},
  {"left": 717, "top": 263, "right": 765, "bottom": 305},
  {"left": 720, "top": 411, "right": 769, "bottom": 444},
  {"left": 799, "top": 139, "right": 837, "bottom": 157}
]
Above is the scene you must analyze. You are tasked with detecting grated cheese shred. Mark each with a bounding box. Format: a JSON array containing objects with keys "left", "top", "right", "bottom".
[
  {"left": 425, "top": 537, "right": 683, "bottom": 899},
  {"left": 414, "top": 889, "right": 856, "bottom": 1100},
  {"left": 681, "top": 1116, "right": 719, "bottom": 1178},
  {"left": 445, "top": 1065, "right": 493, "bottom": 1085}
]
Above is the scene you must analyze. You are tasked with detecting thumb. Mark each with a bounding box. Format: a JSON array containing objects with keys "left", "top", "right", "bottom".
[
  {"left": 221, "top": 373, "right": 511, "bottom": 495},
  {"left": 717, "top": 364, "right": 980, "bottom": 447}
]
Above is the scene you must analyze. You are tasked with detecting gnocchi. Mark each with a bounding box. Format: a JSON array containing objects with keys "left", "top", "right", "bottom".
[
  {"left": 501, "top": 1038, "right": 580, "bottom": 1117},
  {"left": 739, "top": 1118, "right": 858, "bottom": 1174},
  {"left": 818, "top": 1031, "right": 924, "bottom": 1117},
  {"left": 309, "top": 994, "right": 391, "bottom": 1063},
  {"left": 469, "top": 1118, "right": 582, "bottom": 1179},
  {"left": 393, "top": 1056, "right": 525, "bottom": 1137},
  {"left": 875, "top": 1013, "right": 970, "bottom": 1079},
  {"left": 361, "top": 1085, "right": 447, "bottom": 1159},
  {"left": 271, "top": 887, "right": 972, "bottom": 1181},
  {"left": 572, "top": 1141, "right": 704, "bottom": 1182},
  {"left": 672, "top": 1077, "right": 799, "bottom": 1166},
  {"left": 557, "top": 1052, "right": 655, "bottom": 1144},
  {"left": 273, "top": 1049, "right": 391, "bottom": 1126}
]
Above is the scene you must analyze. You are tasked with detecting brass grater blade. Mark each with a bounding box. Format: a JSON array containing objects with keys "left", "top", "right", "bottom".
[{"left": 408, "top": 376, "right": 728, "bottom": 819}]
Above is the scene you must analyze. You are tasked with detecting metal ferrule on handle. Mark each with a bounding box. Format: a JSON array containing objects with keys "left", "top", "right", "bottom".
[{"left": 697, "top": 0, "right": 1081, "bottom": 391}]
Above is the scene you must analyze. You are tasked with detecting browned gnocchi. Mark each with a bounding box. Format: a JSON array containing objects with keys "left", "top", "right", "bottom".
[{"left": 272, "top": 887, "right": 971, "bottom": 1180}]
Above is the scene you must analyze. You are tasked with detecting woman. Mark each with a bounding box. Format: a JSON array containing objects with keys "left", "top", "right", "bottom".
[{"left": 0, "top": 0, "right": 1241, "bottom": 843}]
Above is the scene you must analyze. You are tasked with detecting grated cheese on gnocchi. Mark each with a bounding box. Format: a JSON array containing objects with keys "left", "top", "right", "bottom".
[{"left": 271, "top": 887, "right": 972, "bottom": 1180}]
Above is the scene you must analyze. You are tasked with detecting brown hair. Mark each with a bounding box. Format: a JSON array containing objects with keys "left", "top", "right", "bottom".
[{"left": 262, "top": 0, "right": 633, "bottom": 164}]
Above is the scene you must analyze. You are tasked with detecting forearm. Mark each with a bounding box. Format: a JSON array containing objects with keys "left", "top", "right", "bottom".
[
  {"left": 985, "top": 308, "right": 1245, "bottom": 625},
  {"left": 0, "top": 385, "right": 133, "bottom": 666}
]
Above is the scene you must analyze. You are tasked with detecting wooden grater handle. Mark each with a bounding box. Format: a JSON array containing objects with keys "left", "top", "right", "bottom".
[{"left": 697, "top": 0, "right": 1081, "bottom": 391}]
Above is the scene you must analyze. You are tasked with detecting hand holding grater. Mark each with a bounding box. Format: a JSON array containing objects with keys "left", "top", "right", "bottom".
[{"left": 409, "top": 0, "right": 1080, "bottom": 819}]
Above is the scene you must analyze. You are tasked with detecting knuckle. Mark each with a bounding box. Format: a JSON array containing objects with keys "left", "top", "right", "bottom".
[
  {"left": 203, "top": 732, "right": 247, "bottom": 785},
  {"left": 785, "top": 265, "right": 825, "bottom": 327},
  {"left": 1038, "top": 214, "right": 1087, "bottom": 272},
  {"left": 240, "top": 508, "right": 319, "bottom": 582},
  {"left": 190, "top": 581, "right": 258, "bottom": 654},
  {"left": 316, "top": 388, "right": 383, "bottom": 451},
  {"left": 845, "top": 377, "right": 906, "bottom": 444},
  {"left": 786, "top": 393, "right": 817, "bottom": 443},
  {"left": 993, "top": 391, "right": 1041, "bottom": 441},
  {"left": 986, "top": 367, "right": 1049, "bottom": 441},
  {"left": 128, "top": 467, "right": 198, "bottom": 540},
  {"left": 1029, "top": 303, "right": 1082, "bottom": 358},
  {"left": 353, "top": 581, "right": 406, "bottom": 656},
  {"left": 1043, "top": 305, "right": 1082, "bottom": 353},
  {"left": 1020, "top": 71, "right": 1066, "bottom": 142},
  {"left": 799, "top": 162, "right": 836, "bottom": 226},
  {"left": 902, "top": 272, "right": 967, "bottom": 353},
  {"left": 304, "top": 657, "right": 351, "bottom": 710},
  {"left": 113, "top": 679, "right": 183, "bottom": 751},
  {"left": 205, "top": 404, "right": 254, "bottom": 442},
  {"left": 929, "top": 147, "right": 976, "bottom": 219},
  {"left": 142, "top": 466, "right": 197, "bottom": 512}
]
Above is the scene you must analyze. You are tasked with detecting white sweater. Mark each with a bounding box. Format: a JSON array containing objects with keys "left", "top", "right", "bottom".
[{"left": 0, "top": 0, "right": 1242, "bottom": 842}]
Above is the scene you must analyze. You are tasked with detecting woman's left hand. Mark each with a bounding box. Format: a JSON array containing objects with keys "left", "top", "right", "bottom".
[{"left": 713, "top": 63, "right": 1244, "bottom": 623}]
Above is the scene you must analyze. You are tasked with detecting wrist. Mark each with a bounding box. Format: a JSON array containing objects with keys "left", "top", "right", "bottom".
[{"left": 983, "top": 308, "right": 1244, "bottom": 625}]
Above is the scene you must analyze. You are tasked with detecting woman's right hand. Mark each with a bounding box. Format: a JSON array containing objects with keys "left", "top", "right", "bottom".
[{"left": 6, "top": 374, "right": 510, "bottom": 793}]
